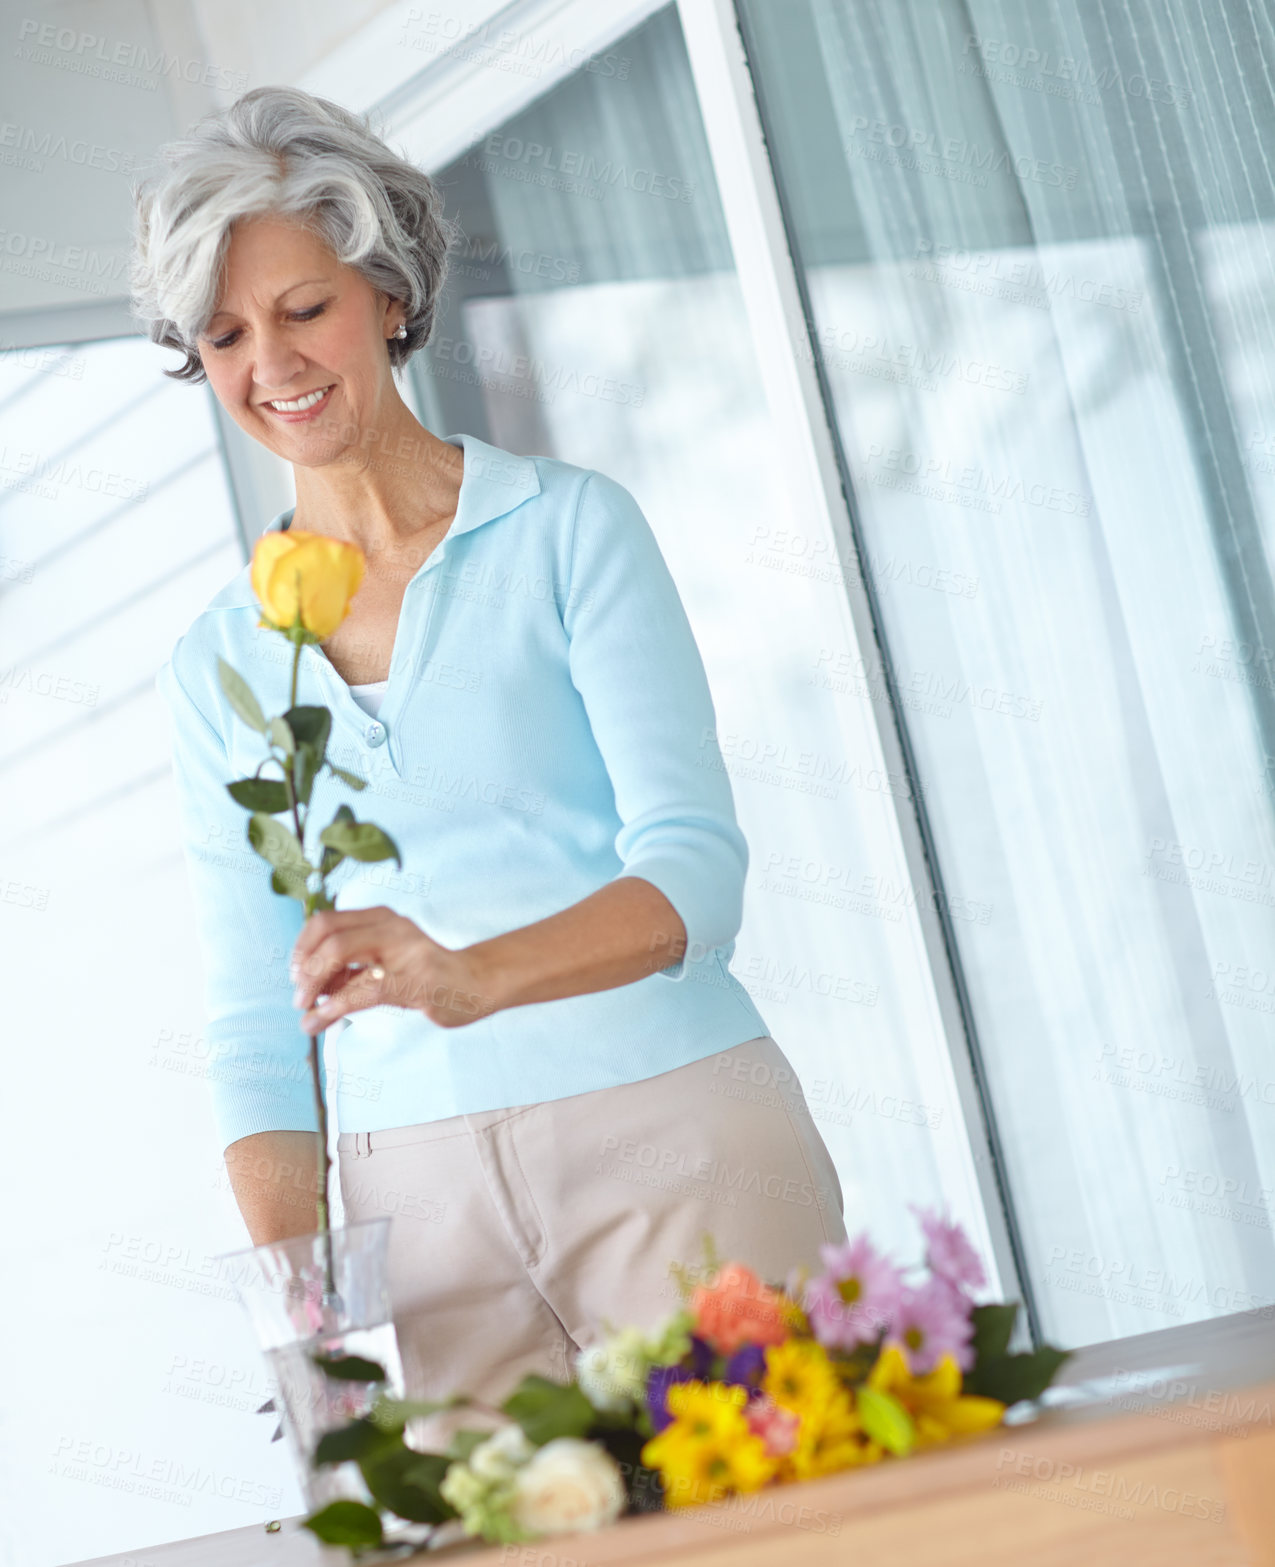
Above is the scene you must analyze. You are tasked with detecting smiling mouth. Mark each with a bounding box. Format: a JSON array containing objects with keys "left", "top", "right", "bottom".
[{"left": 262, "top": 384, "right": 335, "bottom": 415}]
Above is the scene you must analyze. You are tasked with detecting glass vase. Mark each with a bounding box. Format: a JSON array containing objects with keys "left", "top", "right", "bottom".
[{"left": 218, "top": 1216, "right": 406, "bottom": 1514}]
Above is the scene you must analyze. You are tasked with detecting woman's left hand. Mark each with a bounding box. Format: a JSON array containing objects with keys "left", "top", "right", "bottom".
[{"left": 290, "top": 907, "right": 496, "bottom": 1033}]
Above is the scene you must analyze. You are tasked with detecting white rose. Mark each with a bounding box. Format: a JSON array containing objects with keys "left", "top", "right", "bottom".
[
  {"left": 467, "top": 1421, "right": 536, "bottom": 1480},
  {"left": 575, "top": 1327, "right": 649, "bottom": 1413},
  {"left": 508, "top": 1438, "right": 626, "bottom": 1537}
]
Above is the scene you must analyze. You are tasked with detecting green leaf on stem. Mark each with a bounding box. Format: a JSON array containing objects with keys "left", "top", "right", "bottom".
[
  {"left": 501, "top": 1374, "right": 595, "bottom": 1445},
  {"left": 319, "top": 804, "right": 354, "bottom": 878},
  {"left": 269, "top": 716, "right": 295, "bottom": 755},
  {"left": 294, "top": 743, "right": 324, "bottom": 807},
  {"left": 970, "top": 1303, "right": 1019, "bottom": 1365},
  {"left": 217, "top": 657, "right": 267, "bottom": 733},
  {"left": 300, "top": 1500, "right": 383, "bottom": 1548},
  {"left": 311, "top": 1351, "right": 388, "bottom": 1382},
  {"left": 360, "top": 1448, "right": 457, "bottom": 1524},
  {"left": 319, "top": 819, "right": 403, "bottom": 868},
  {"left": 312, "top": 1418, "right": 399, "bottom": 1467},
  {"left": 856, "top": 1387, "right": 916, "bottom": 1456},
  {"left": 368, "top": 1394, "right": 469, "bottom": 1433},
  {"left": 249, "top": 816, "right": 311, "bottom": 903},
  {"left": 329, "top": 762, "right": 368, "bottom": 791},
  {"left": 248, "top": 813, "right": 308, "bottom": 870},
  {"left": 226, "top": 778, "right": 291, "bottom": 814},
  {"left": 284, "top": 705, "right": 332, "bottom": 756},
  {"left": 965, "top": 1346, "right": 1072, "bottom": 1405},
  {"left": 270, "top": 867, "right": 309, "bottom": 903}
]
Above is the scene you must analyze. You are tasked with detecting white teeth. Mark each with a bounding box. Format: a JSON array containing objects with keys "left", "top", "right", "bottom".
[{"left": 267, "top": 385, "right": 331, "bottom": 413}]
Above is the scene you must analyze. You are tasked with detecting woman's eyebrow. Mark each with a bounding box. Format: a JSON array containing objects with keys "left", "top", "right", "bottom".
[{"left": 208, "top": 279, "right": 329, "bottom": 323}]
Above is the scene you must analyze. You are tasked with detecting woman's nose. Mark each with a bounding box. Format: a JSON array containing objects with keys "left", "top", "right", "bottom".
[{"left": 251, "top": 327, "right": 308, "bottom": 396}]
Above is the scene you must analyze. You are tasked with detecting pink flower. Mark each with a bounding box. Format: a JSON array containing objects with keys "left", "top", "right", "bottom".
[
  {"left": 886, "top": 1277, "right": 974, "bottom": 1373},
  {"left": 802, "top": 1236, "right": 903, "bottom": 1352},
  {"left": 690, "top": 1262, "right": 789, "bottom": 1355},
  {"left": 912, "top": 1206, "right": 986, "bottom": 1296},
  {"left": 745, "top": 1394, "right": 800, "bottom": 1457}
]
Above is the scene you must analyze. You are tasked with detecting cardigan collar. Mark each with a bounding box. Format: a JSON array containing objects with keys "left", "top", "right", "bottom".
[{"left": 204, "top": 432, "right": 539, "bottom": 612}]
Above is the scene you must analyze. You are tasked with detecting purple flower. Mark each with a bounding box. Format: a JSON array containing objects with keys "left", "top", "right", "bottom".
[
  {"left": 912, "top": 1206, "right": 987, "bottom": 1296},
  {"left": 644, "top": 1337, "right": 717, "bottom": 1432},
  {"left": 802, "top": 1235, "right": 903, "bottom": 1352},
  {"left": 645, "top": 1363, "right": 692, "bottom": 1433},
  {"left": 722, "top": 1342, "right": 767, "bottom": 1396},
  {"left": 687, "top": 1335, "right": 716, "bottom": 1378},
  {"left": 887, "top": 1277, "right": 975, "bottom": 1373}
]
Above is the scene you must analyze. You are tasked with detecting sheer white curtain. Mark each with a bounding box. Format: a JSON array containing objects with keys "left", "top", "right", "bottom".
[
  {"left": 740, "top": 0, "right": 1275, "bottom": 1344},
  {"left": 414, "top": 5, "right": 1002, "bottom": 1278}
]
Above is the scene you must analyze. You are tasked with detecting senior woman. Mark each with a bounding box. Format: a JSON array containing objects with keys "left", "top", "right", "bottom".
[{"left": 136, "top": 85, "right": 846, "bottom": 1409}]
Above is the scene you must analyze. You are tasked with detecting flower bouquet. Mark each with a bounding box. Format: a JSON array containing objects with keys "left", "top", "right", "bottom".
[{"left": 295, "top": 1212, "right": 1069, "bottom": 1553}]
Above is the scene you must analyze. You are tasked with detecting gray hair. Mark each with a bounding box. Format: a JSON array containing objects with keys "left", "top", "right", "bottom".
[{"left": 128, "top": 85, "right": 456, "bottom": 383}]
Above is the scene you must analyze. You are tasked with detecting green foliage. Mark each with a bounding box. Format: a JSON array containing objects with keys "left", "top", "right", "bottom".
[
  {"left": 857, "top": 1387, "right": 916, "bottom": 1457},
  {"left": 283, "top": 705, "right": 332, "bottom": 752},
  {"left": 965, "top": 1345, "right": 1072, "bottom": 1405},
  {"left": 501, "top": 1373, "right": 596, "bottom": 1446},
  {"left": 300, "top": 1500, "right": 383, "bottom": 1549},
  {"left": 313, "top": 1419, "right": 398, "bottom": 1467},
  {"left": 226, "top": 778, "right": 291, "bottom": 814},
  {"left": 368, "top": 1394, "right": 467, "bottom": 1433},
  {"left": 293, "top": 743, "right": 324, "bottom": 808},
  {"left": 965, "top": 1301, "right": 1072, "bottom": 1405},
  {"left": 311, "top": 1352, "right": 388, "bottom": 1383},
  {"left": 360, "top": 1448, "right": 456, "bottom": 1524},
  {"left": 970, "top": 1303, "right": 1018, "bottom": 1363},
  {"left": 320, "top": 818, "right": 402, "bottom": 868},
  {"left": 328, "top": 763, "right": 368, "bottom": 791},
  {"left": 217, "top": 657, "right": 266, "bottom": 733},
  {"left": 268, "top": 716, "right": 295, "bottom": 755},
  {"left": 248, "top": 814, "right": 311, "bottom": 904},
  {"left": 591, "top": 1425, "right": 664, "bottom": 1514}
]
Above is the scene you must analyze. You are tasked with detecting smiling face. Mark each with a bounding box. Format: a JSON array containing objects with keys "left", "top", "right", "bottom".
[{"left": 197, "top": 212, "right": 403, "bottom": 466}]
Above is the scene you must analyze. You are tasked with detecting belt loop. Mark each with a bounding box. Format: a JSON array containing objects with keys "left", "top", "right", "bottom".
[{"left": 366, "top": 1130, "right": 375, "bottom": 1156}]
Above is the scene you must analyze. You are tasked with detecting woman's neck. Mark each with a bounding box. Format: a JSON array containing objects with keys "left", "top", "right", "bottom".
[{"left": 291, "top": 409, "right": 464, "bottom": 554}]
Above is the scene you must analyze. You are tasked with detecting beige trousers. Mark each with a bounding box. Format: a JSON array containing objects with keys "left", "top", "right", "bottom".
[{"left": 337, "top": 1034, "right": 846, "bottom": 1423}]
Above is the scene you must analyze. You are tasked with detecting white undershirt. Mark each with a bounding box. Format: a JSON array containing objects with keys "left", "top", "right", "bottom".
[{"left": 348, "top": 678, "right": 388, "bottom": 718}]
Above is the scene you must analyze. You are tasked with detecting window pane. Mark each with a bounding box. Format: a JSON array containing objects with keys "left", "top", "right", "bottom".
[
  {"left": 0, "top": 337, "right": 296, "bottom": 1561},
  {"left": 414, "top": 4, "right": 1001, "bottom": 1270},
  {"left": 738, "top": 0, "right": 1275, "bottom": 1343}
]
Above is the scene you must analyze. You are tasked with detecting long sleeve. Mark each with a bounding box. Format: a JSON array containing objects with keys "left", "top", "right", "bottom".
[
  {"left": 563, "top": 470, "right": 749, "bottom": 981},
  {"left": 155, "top": 642, "right": 323, "bottom": 1151}
]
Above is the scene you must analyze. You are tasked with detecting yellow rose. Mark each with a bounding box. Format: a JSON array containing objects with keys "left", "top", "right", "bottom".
[{"left": 251, "top": 528, "right": 365, "bottom": 640}]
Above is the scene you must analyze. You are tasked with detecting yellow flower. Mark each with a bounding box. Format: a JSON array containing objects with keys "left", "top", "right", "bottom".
[
  {"left": 252, "top": 529, "right": 365, "bottom": 640},
  {"left": 866, "top": 1344, "right": 1005, "bottom": 1450},
  {"left": 761, "top": 1339, "right": 842, "bottom": 1414},
  {"left": 783, "top": 1387, "right": 876, "bottom": 1482},
  {"left": 641, "top": 1381, "right": 777, "bottom": 1509}
]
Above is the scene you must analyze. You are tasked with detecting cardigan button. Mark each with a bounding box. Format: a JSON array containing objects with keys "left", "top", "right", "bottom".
[{"left": 364, "top": 720, "right": 386, "bottom": 747}]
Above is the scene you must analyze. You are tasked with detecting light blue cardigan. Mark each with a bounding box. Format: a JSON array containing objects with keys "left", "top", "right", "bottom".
[{"left": 156, "top": 432, "right": 771, "bottom": 1152}]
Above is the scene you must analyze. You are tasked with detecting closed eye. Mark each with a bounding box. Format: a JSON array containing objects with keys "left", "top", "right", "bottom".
[{"left": 208, "top": 300, "right": 329, "bottom": 352}]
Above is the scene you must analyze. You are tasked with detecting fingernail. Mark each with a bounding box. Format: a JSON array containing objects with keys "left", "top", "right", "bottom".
[{"left": 292, "top": 987, "right": 304, "bottom": 1007}]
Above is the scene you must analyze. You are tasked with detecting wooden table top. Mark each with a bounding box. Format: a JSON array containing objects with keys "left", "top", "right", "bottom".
[{"left": 69, "top": 1306, "right": 1275, "bottom": 1567}]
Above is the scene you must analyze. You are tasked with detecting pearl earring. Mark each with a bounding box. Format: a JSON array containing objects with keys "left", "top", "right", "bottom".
[{"left": 392, "top": 323, "right": 407, "bottom": 340}]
